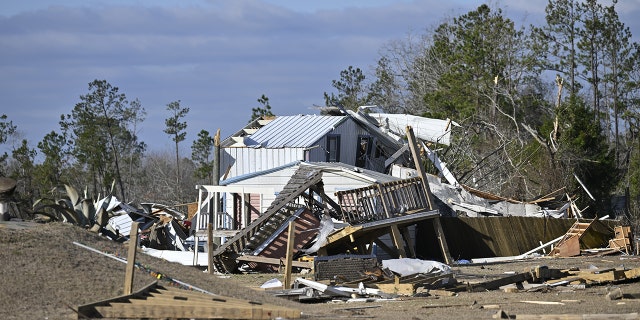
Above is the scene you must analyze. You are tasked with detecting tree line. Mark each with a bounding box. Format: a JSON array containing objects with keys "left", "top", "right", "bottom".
[
  {"left": 325, "top": 1, "right": 639, "bottom": 218},
  {"left": 1, "top": 1, "right": 639, "bottom": 220}
]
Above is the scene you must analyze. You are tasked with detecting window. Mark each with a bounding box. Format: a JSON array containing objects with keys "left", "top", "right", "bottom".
[
  {"left": 355, "top": 135, "right": 372, "bottom": 167},
  {"left": 326, "top": 134, "right": 341, "bottom": 162}
]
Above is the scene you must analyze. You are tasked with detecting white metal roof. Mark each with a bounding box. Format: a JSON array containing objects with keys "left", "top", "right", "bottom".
[{"left": 243, "top": 115, "right": 347, "bottom": 148}]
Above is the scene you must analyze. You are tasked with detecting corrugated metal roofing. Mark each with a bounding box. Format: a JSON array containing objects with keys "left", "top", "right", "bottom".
[{"left": 244, "top": 115, "right": 347, "bottom": 148}]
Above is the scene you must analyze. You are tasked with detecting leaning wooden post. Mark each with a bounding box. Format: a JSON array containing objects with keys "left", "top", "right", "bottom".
[
  {"left": 208, "top": 129, "right": 221, "bottom": 274},
  {"left": 123, "top": 221, "right": 139, "bottom": 295},
  {"left": 283, "top": 221, "right": 296, "bottom": 289},
  {"left": 405, "top": 126, "right": 452, "bottom": 264},
  {"left": 207, "top": 223, "right": 215, "bottom": 273}
]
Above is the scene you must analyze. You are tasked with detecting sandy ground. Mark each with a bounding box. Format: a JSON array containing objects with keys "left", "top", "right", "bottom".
[{"left": 1, "top": 221, "right": 640, "bottom": 319}]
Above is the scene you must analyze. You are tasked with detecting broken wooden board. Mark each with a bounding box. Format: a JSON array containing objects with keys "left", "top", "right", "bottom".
[
  {"left": 552, "top": 234, "right": 581, "bottom": 257},
  {"left": 374, "top": 273, "right": 455, "bottom": 296},
  {"left": 549, "top": 219, "right": 596, "bottom": 257},
  {"left": 376, "top": 283, "right": 418, "bottom": 296},
  {"left": 450, "top": 266, "right": 568, "bottom": 292},
  {"left": 77, "top": 281, "right": 301, "bottom": 319},
  {"left": 567, "top": 267, "right": 640, "bottom": 284},
  {"left": 544, "top": 266, "right": 640, "bottom": 287},
  {"left": 460, "top": 272, "right": 532, "bottom": 292}
]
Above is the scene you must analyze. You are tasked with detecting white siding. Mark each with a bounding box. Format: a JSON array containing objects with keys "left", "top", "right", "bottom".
[
  {"left": 221, "top": 147, "right": 305, "bottom": 179},
  {"left": 221, "top": 165, "right": 382, "bottom": 209},
  {"left": 221, "top": 118, "right": 372, "bottom": 178},
  {"left": 220, "top": 166, "right": 298, "bottom": 213}
]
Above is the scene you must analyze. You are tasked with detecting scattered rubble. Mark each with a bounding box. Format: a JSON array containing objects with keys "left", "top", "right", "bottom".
[{"left": 2, "top": 110, "right": 638, "bottom": 319}]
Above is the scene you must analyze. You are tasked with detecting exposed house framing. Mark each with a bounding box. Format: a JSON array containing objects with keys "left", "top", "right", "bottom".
[
  {"left": 208, "top": 166, "right": 337, "bottom": 273},
  {"left": 193, "top": 127, "right": 452, "bottom": 273}
]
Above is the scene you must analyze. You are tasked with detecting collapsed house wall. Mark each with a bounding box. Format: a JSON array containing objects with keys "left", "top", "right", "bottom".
[{"left": 415, "top": 217, "right": 618, "bottom": 261}]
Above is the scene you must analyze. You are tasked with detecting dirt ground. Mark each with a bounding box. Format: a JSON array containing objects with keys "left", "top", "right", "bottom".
[{"left": 1, "top": 221, "right": 640, "bottom": 319}]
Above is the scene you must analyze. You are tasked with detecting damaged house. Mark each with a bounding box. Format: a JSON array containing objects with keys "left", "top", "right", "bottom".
[
  {"left": 160, "top": 108, "right": 621, "bottom": 273},
  {"left": 221, "top": 112, "right": 410, "bottom": 177}
]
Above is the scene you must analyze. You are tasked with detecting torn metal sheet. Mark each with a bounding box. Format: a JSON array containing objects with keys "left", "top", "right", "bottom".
[
  {"left": 294, "top": 277, "right": 352, "bottom": 297},
  {"left": 365, "top": 110, "right": 456, "bottom": 146}
]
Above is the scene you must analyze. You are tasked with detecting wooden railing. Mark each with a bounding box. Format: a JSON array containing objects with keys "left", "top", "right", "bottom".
[{"left": 335, "top": 177, "right": 430, "bottom": 225}]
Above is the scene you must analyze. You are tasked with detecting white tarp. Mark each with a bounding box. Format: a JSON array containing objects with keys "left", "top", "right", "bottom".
[
  {"left": 141, "top": 247, "right": 209, "bottom": 266},
  {"left": 382, "top": 258, "right": 451, "bottom": 277}
]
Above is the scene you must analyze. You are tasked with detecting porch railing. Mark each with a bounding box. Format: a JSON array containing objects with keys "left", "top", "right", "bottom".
[{"left": 335, "top": 177, "right": 430, "bottom": 225}]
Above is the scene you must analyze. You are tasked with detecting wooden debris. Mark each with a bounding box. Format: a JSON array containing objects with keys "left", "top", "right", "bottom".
[
  {"left": 549, "top": 219, "right": 595, "bottom": 257},
  {"left": 78, "top": 282, "right": 301, "bottom": 319},
  {"left": 428, "top": 289, "right": 457, "bottom": 297},
  {"left": 609, "top": 226, "right": 633, "bottom": 254},
  {"left": 376, "top": 283, "right": 416, "bottom": 296},
  {"left": 450, "top": 266, "right": 568, "bottom": 292},
  {"left": 123, "top": 222, "right": 139, "bottom": 295},
  {"left": 374, "top": 272, "right": 455, "bottom": 296}
]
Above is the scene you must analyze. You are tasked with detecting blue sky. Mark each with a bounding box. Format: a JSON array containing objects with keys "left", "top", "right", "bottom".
[{"left": 1, "top": 0, "right": 639, "bottom": 155}]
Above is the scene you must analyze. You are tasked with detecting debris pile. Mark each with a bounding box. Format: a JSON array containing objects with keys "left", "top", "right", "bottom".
[{"left": 260, "top": 255, "right": 640, "bottom": 305}]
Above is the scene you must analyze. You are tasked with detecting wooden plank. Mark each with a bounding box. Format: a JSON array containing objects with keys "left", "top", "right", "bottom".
[
  {"left": 123, "top": 221, "right": 139, "bottom": 295},
  {"left": 432, "top": 218, "right": 452, "bottom": 264},
  {"left": 207, "top": 223, "right": 215, "bottom": 273},
  {"left": 326, "top": 225, "right": 362, "bottom": 244},
  {"left": 127, "top": 297, "right": 257, "bottom": 308},
  {"left": 147, "top": 290, "right": 258, "bottom": 306},
  {"left": 573, "top": 270, "right": 627, "bottom": 283},
  {"left": 95, "top": 303, "right": 257, "bottom": 319},
  {"left": 376, "top": 273, "right": 453, "bottom": 286},
  {"left": 77, "top": 281, "right": 159, "bottom": 317},
  {"left": 376, "top": 283, "right": 417, "bottom": 296},
  {"left": 86, "top": 283, "right": 301, "bottom": 319},
  {"left": 126, "top": 296, "right": 299, "bottom": 315},
  {"left": 551, "top": 234, "right": 581, "bottom": 257},
  {"left": 405, "top": 126, "right": 434, "bottom": 209},
  {"left": 405, "top": 126, "right": 452, "bottom": 264},
  {"left": 156, "top": 287, "right": 298, "bottom": 313},
  {"left": 283, "top": 221, "right": 295, "bottom": 289},
  {"left": 451, "top": 272, "right": 532, "bottom": 292},
  {"left": 624, "top": 267, "right": 640, "bottom": 279},
  {"left": 389, "top": 225, "right": 407, "bottom": 258}
]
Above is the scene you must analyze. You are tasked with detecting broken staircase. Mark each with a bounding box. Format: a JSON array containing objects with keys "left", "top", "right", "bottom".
[
  {"left": 548, "top": 218, "right": 596, "bottom": 257},
  {"left": 211, "top": 167, "right": 330, "bottom": 273}
]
